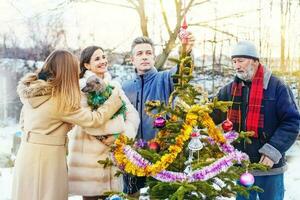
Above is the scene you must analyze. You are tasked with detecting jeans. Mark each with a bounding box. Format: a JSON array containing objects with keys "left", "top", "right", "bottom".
[
  {"left": 236, "top": 174, "right": 284, "bottom": 200},
  {"left": 123, "top": 173, "right": 146, "bottom": 194}
]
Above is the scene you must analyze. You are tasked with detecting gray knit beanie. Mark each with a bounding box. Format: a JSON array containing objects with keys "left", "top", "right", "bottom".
[{"left": 231, "top": 41, "right": 259, "bottom": 60}]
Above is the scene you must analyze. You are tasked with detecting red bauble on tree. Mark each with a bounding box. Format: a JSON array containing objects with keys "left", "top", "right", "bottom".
[
  {"left": 179, "top": 16, "right": 189, "bottom": 45},
  {"left": 222, "top": 119, "right": 233, "bottom": 132},
  {"left": 148, "top": 141, "right": 160, "bottom": 152}
]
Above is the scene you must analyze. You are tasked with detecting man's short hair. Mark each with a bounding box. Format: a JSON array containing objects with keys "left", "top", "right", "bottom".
[{"left": 131, "top": 36, "right": 154, "bottom": 54}]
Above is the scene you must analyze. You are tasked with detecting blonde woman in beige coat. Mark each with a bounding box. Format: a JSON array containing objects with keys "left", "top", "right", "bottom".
[
  {"left": 67, "top": 46, "right": 139, "bottom": 200},
  {"left": 12, "top": 50, "right": 123, "bottom": 200}
]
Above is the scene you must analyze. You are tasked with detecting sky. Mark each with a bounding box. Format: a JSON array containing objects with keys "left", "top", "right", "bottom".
[
  {"left": 0, "top": 0, "right": 140, "bottom": 51},
  {"left": 0, "top": 0, "right": 299, "bottom": 59}
]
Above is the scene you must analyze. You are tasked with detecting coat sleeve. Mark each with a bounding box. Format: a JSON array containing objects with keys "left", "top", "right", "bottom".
[
  {"left": 58, "top": 91, "right": 123, "bottom": 128},
  {"left": 82, "top": 115, "right": 125, "bottom": 136},
  {"left": 259, "top": 83, "right": 300, "bottom": 164},
  {"left": 75, "top": 84, "right": 126, "bottom": 136}
]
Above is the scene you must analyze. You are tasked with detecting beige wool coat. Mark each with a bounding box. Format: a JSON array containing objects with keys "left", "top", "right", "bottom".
[
  {"left": 67, "top": 72, "right": 139, "bottom": 196},
  {"left": 12, "top": 73, "right": 122, "bottom": 200}
]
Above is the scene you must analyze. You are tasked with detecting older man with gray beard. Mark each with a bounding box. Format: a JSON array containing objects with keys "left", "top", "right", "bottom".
[{"left": 212, "top": 41, "right": 300, "bottom": 200}]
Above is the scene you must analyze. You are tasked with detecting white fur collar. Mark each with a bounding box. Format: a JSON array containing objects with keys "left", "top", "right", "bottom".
[{"left": 79, "top": 71, "right": 112, "bottom": 90}]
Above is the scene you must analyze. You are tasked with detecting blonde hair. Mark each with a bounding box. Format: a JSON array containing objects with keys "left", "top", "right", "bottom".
[{"left": 41, "top": 49, "right": 81, "bottom": 112}]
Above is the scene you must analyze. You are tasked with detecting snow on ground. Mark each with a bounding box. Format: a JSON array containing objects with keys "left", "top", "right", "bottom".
[
  {"left": 284, "top": 141, "right": 300, "bottom": 200},
  {"left": 0, "top": 125, "right": 300, "bottom": 200}
]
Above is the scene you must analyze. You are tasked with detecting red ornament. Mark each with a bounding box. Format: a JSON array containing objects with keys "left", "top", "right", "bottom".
[
  {"left": 148, "top": 141, "right": 160, "bottom": 152},
  {"left": 191, "top": 132, "right": 200, "bottom": 137},
  {"left": 222, "top": 119, "right": 233, "bottom": 132},
  {"left": 182, "top": 16, "right": 188, "bottom": 29},
  {"left": 179, "top": 16, "right": 189, "bottom": 44}
]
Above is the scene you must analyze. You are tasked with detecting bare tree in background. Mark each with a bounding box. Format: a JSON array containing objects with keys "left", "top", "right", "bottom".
[
  {"left": 125, "top": 0, "right": 210, "bottom": 69},
  {"left": 153, "top": 0, "right": 197, "bottom": 69},
  {"left": 0, "top": 33, "right": 9, "bottom": 56},
  {"left": 0, "top": 29, "right": 20, "bottom": 58},
  {"left": 126, "top": 0, "right": 149, "bottom": 37},
  {"left": 71, "top": 0, "right": 209, "bottom": 69},
  {"left": 27, "top": 14, "right": 68, "bottom": 60},
  {"left": 280, "top": 0, "right": 286, "bottom": 71}
]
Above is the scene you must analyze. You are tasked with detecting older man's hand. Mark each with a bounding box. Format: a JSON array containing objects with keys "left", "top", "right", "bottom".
[
  {"left": 259, "top": 154, "right": 274, "bottom": 168},
  {"left": 186, "top": 32, "right": 195, "bottom": 54},
  {"left": 179, "top": 32, "right": 195, "bottom": 54}
]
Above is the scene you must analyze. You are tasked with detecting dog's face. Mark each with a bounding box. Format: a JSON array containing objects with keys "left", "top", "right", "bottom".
[{"left": 81, "top": 75, "right": 106, "bottom": 93}]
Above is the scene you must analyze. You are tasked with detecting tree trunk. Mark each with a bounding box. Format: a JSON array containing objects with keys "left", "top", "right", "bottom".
[
  {"left": 280, "top": 0, "right": 286, "bottom": 71},
  {"left": 154, "top": 26, "right": 180, "bottom": 70},
  {"left": 137, "top": 0, "right": 148, "bottom": 37}
]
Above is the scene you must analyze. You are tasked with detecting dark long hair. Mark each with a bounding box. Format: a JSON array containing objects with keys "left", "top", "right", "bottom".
[{"left": 79, "top": 46, "right": 104, "bottom": 78}]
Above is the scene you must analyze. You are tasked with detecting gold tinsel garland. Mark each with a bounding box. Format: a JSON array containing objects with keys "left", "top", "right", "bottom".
[{"left": 113, "top": 105, "right": 226, "bottom": 176}]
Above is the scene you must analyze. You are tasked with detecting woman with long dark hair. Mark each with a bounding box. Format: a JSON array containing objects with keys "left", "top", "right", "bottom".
[{"left": 68, "top": 46, "right": 139, "bottom": 200}]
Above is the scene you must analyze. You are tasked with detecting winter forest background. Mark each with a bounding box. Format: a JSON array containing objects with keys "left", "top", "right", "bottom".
[{"left": 0, "top": 0, "right": 300, "bottom": 199}]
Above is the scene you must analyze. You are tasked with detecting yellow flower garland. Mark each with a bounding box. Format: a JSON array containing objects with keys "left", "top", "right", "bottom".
[
  {"left": 187, "top": 105, "right": 226, "bottom": 143},
  {"left": 114, "top": 123, "right": 192, "bottom": 176},
  {"left": 113, "top": 104, "right": 226, "bottom": 176}
]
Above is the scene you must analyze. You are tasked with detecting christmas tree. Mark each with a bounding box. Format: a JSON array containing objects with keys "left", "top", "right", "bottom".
[{"left": 103, "top": 22, "right": 266, "bottom": 200}]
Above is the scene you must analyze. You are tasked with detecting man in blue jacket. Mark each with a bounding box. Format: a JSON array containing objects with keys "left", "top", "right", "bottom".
[
  {"left": 122, "top": 35, "right": 194, "bottom": 195},
  {"left": 212, "top": 41, "right": 300, "bottom": 200}
]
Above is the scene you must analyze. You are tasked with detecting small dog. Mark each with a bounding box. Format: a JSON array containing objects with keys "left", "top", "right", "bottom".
[
  {"left": 81, "top": 73, "right": 126, "bottom": 119},
  {"left": 81, "top": 75, "right": 107, "bottom": 93},
  {"left": 81, "top": 74, "right": 116, "bottom": 111},
  {"left": 81, "top": 75, "right": 111, "bottom": 142}
]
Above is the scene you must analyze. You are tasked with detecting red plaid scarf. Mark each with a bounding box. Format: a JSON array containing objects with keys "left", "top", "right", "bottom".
[{"left": 228, "top": 64, "right": 264, "bottom": 138}]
